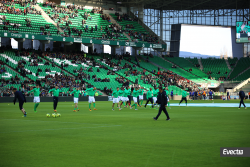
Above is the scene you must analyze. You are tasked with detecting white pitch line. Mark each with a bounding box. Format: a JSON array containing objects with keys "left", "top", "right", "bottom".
[
  {"left": 0, "top": 118, "right": 121, "bottom": 126},
  {"left": 0, "top": 125, "right": 122, "bottom": 134}
]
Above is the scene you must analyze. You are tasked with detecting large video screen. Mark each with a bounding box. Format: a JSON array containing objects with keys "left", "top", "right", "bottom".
[
  {"left": 179, "top": 24, "right": 233, "bottom": 58},
  {"left": 236, "top": 21, "right": 250, "bottom": 43}
]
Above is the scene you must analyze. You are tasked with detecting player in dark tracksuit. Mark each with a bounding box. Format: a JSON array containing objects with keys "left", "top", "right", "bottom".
[
  {"left": 239, "top": 88, "right": 247, "bottom": 109},
  {"left": 13, "top": 88, "right": 27, "bottom": 117},
  {"left": 153, "top": 87, "right": 170, "bottom": 121}
]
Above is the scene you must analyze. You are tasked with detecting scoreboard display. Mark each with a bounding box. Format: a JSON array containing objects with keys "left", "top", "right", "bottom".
[{"left": 236, "top": 21, "right": 250, "bottom": 43}]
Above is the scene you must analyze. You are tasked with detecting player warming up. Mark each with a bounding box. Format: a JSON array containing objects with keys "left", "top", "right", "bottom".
[
  {"left": 131, "top": 87, "right": 139, "bottom": 110},
  {"left": 122, "top": 87, "right": 131, "bottom": 108},
  {"left": 86, "top": 87, "right": 97, "bottom": 111},
  {"left": 153, "top": 87, "right": 170, "bottom": 121},
  {"left": 144, "top": 88, "right": 154, "bottom": 108},
  {"left": 152, "top": 87, "right": 159, "bottom": 108},
  {"left": 48, "top": 86, "right": 63, "bottom": 112},
  {"left": 27, "top": 84, "right": 40, "bottom": 113},
  {"left": 112, "top": 87, "right": 121, "bottom": 110},
  {"left": 70, "top": 88, "right": 82, "bottom": 112},
  {"left": 165, "top": 87, "right": 171, "bottom": 109},
  {"left": 13, "top": 88, "right": 27, "bottom": 117},
  {"left": 138, "top": 87, "right": 144, "bottom": 107},
  {"left": 179, "top": 89, "right": 188, "bottom": 106},
  {"left": 118, "top": 87, "right": 124, "bottom": 107}
]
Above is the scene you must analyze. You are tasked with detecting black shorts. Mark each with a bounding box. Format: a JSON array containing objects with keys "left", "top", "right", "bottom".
[
  {"left": 19, "top": 101, "right": 24, "bottom": 110},
  {"left": 182, "top": 97, "right": 187, "bottom": 101}
]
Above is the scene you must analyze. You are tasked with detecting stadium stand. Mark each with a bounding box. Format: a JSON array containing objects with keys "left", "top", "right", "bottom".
[
  {"left": 165, "top": 57, "right": 208, "bottom": 79},
  {"left": 110, "top": 13, "right": 158, "bottom": 43},
  {"left": 147, "top": 56, "right": 208, "bottom": 83},
  {"left": 229, "top": 57, "right": 250, "bottom": 81},
  {"left": 201, "top": 58, "right": 230, "bottom": 80},
  {"left": 233, "top": 68, "right": 250, "bottom": 81},
  {"left": 0, "top": 2, "right": 58, "bottom": 35}
]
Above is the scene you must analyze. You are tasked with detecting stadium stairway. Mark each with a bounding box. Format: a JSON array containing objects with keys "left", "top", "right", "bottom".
[
  {"left": 0, "top": 64, "right": 27, "bottom": 82},
  {"left": 105, "top": 11, "right": 131, "bottom": 41},
  {"left": 198, "top": 58, "right": 203, "bottom": 70},
  {"left": 225, "top": 59, "right": 232, "bottom": 70},
  {"left": 33, "top": 4, "right": 63, "bottom": 33},
  {"left": 227, "top": 58, "right": 239, "bottom": 79},
  {"left": 2, "top": 63, "right": 29, "bottom": 80}
]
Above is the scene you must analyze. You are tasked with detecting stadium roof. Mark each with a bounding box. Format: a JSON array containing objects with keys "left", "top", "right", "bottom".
[{"left": 110, "top": 0, "right": 249, "bottom": 10}]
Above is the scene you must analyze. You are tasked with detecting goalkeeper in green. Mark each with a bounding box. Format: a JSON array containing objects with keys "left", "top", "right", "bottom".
[
  {"left": 27, "top": 84, "right": 41, "bottom": 113},
  {"left": 70, "top": 88, "right": 82, "bottom": 112}
]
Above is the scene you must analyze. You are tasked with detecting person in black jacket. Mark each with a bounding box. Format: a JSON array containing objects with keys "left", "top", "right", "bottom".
[
  {"left": 239, "top": 88, "right": 247, "bottom": 109},
  {"left": 13, "top": 88, "right": 27, "bottom": 117},
  {"left": 153, "top": 87, "right": 170, "bottom": 121}
]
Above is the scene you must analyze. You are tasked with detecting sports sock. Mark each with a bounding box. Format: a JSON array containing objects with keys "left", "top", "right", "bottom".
[
  {"left": 93, "top": 103, "right": 96, "bottom": 108},
  {"left": 131, "top": 103, "right": 135, "bottom": 107},
  {"left": 77, "top": 107, "right": 78, "bottom": 109},
  {"left": 135, "top": 104, "right": 137, "bottom": 109},
  {"left": 168, "top": 102, "right": 170, "bottom": 107},
  {"left": 120, "top": 102, "right": 123, "bottom": 106},
  {"left": 34, "top": 103, "right": 39, "bottom": 111},
  {"left": 140, "top": 100, "right": 143, "bottom": 105},
  {"left": 74, "top": 108, "right": 76, "bottom": 110},
  {"left": 89, "top": 103, "right": 91, "bottom": 109},
  {"left": 128, "top": 102, "right": 131, "bottom": 107}
]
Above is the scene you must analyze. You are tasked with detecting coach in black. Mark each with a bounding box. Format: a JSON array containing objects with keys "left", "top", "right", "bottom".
[
  {"left": 13, "top": 88, "right": 27, "bottom": 117},
  {"left": 239, "top": 88, "right": 247, "bottom": 109},
  {"left": 153, "top": 87, "right": 170, "bottom": 121}
]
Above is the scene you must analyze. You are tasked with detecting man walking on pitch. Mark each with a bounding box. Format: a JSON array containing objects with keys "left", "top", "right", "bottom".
[
  {"left": 153, "top": 87, "right": 170, "bottom": 121},
  {"left": 112, "top": 87, "right": 121, "bottom": 110},
  {"left": 138, "top": 87, "right": 144, "bottom": 107},
  {"left": 239, "top": 88, "right": 247, "bottom": 109},
  {"left": 144, "top": 88, "right": 154, "bottom": 108},
  {"left": 70, "top": 88, "right": 82, "bottom": 112},
  {"left": 13, "top": 88, "right": 27, "bottom": 117},
  {"left": 86, "top": 87, "right": 97, "bottom": 111},
  {"left": 165, "top": 87, "right": 171, "bottom": 109},
  {"left": 48, "top": 86, "right": 64, "bottom": 112},
  {"left": 27, "top": 84, "right": 40, "bottom": 112},
  {"left": 179, "top": 89, "right": 188, "bottom": 106},
  {"left": 131, "top": 87, "right": 139, "bottom": 110}
]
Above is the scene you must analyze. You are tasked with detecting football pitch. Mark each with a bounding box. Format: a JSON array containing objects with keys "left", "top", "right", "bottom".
[{"left": 0, "top": 100, "right": 249, "bottom": 167}]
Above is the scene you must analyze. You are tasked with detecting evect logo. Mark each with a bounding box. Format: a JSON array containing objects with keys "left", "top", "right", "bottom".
[
  {"left": 223, "top": 149, "right": 243, "bottom": 155},
  {"left": 220, "top": 147, "right": 250, "bottom": 157}
]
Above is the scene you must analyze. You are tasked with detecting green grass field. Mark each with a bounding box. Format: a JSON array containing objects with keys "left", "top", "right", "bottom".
[{"left": 0, "top": 100, "right": 250, "bottom": 167}]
